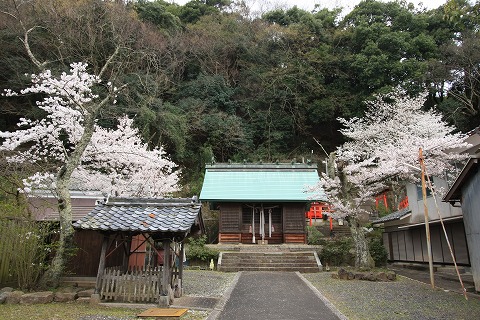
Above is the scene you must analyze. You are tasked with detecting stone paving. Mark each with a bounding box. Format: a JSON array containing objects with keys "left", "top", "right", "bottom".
[{"left": 211, "top": 271, "right": 343, "bottom": 320}]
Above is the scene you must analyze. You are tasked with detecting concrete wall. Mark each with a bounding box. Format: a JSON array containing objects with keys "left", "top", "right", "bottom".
[
  {"left": 406, "top": 177, "right": 462, "bottom": 224},
  {"left": 461, "top": 172, "right": 480, "bottom": 291}
]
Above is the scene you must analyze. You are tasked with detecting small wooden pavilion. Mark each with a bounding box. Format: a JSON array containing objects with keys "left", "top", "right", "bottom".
[
  {"left": 199, "top": 163, "right": 324, "bottom": 244},
  {"left": 73, "top": 197, "right": 204, "bottom": 306}
]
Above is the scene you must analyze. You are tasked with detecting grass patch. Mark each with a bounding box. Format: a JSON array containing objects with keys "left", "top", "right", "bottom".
[{"left": 0, "top": 303, "right": 208, "bottom": 320}]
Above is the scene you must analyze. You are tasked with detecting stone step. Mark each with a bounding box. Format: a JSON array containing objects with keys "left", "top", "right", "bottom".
[
  {"left": 220, "top": 266, "right": 320, "bottom": 272},
  {"left": 218, "top": 251, "right": 320, "bottom": 272},
  {"left": 221, "top": 256, "right": 316, "bottom": 261},
  {"left": 222, "top": 252, "right": 315, "bottom": 257}
]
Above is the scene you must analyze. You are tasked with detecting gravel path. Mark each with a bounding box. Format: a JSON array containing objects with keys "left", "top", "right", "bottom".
[
  {"left": 181, "top": 270, "right": 237, "bottom": 297},
  {"left": 303, "top": 272, "right": 480, "bottom": 320},
  {"left": 76, "top": 270, "right": 480, "bottom": 320}
]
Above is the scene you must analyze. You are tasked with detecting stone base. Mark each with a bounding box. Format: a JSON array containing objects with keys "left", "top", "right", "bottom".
[
  {"left": 90, "top": 293, "right": 101, "bottom": 305},
  {"left": 158, "top": 295, "right": 170, "bottom": 307}
]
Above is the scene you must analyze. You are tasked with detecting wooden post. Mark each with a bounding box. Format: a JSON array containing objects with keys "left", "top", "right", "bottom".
[
  {"left": 174, "top": 242, "right": 184, "bottom": 298},
  {"left": 419, "top": 148, "right": 435, "bottom": 288},
  {"left": 161, "top": 240, "right": 171, "bottom": 296},
  {"left": 95, "top": 234, "right": 109, "bottom": 294},
  {"left": 122, "top": 235, "right": 131, "bottom": 273}
]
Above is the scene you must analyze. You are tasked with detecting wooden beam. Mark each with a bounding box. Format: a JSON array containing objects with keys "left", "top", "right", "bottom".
[{"left": 95, "top": 234, "right": 109, "bottom": 294}]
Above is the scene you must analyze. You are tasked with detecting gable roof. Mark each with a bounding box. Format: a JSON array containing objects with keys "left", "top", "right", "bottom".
[
  {"left": 73, "top": 198, "right": 202, "bottom": 234},
  {"left": 444, "top": 156, "right": 480, "bottom": 204},
  {"left": 372, "top": 208, "right": 412, "bottom": 225},
  {"left": 199, "top": 163, "right": 325, "bottom": 202}
]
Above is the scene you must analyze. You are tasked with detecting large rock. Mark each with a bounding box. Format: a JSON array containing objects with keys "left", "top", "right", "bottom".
[
  {"left": 5, "top": 291, "right": 24, "bottom": 304},
  {"left": 333, "top": 269, "right": 397, "bottom": 282},
  {"left": 77, "top": 289, "right": 95, "bottom": 298},
  {"left": 0, "top": 288, "right": 14, "bottom": 304},
  {"left": 20, "top": 291, "right": 54, "bottom": 304},
  {"left": 54, "top": 292, "right": 78, "bottom": 302},
  {"left": 0, "top": 287, "right": 14, "bottom": 294}
]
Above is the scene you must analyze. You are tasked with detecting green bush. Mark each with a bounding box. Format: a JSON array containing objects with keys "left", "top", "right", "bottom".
[
  {"left": 319, "top": 237, "right": 354, "bottom": 267},
  {"left": 306, "top": 226, "right": 324, "bottom": 245},
  {"left": 186, "top": 235, "right": 219, "bottom": 262},
  {"left": 0, "top": 215, "right": 51, "bottom": 289},
  {"left": 368, "top": 233, "right": 388, "bottom": 267}
]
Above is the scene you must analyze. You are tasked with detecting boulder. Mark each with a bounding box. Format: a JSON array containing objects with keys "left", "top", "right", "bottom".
[
  {"left": 54, "top": 291, "right": 78, "bottom": 302},
  {"left": 77, "top": 289, "right": 95, "bottom": 298},
  {"left": 76, "top": 297, "right": 91, "bottom": 303},
  {"left": 5, "top": 291, "right": 24, "bottom": 304},
  {"left": 0, "top": 287, "right": 14, "bottom": 294},
  {"left": 376, "top": 272, "right": 388, "bottom": 282},
  {"left": 338, "top": 268, "right": 350, "bottom": 280},
  {"left": 20, "top": 291, "right": 54, "bottom": 304},
  {"left": 387, "top": 272, "right": 396, "bottom": 281},
  {"left": 365, "top": 273, "right": 377, "bottom": 281},
  {"left": 354, "top": 273, "right": 365, "bottom": 280}
]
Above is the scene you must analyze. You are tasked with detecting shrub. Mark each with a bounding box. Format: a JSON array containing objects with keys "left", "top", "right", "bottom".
[
  {"left": 186, "top": 235, "right": 219, "bottom": 262},
  {"left": 0, "top": 215, "right": 51, "bottom": 289},
  {"left": 319, "top": 237, "right": 355, "bottom": 267},
  {"left": 368, "top": 233, "right": 388, "bottom": 267},
  {"left": 306, "top": 226, "right": 324, "bottom": 245}
]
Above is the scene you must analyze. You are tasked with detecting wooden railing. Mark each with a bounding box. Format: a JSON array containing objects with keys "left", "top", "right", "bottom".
[{"left": 101, "top": 266, "right": 162, "bottom": 302}]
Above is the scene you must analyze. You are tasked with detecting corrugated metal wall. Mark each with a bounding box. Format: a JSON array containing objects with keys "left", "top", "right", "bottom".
[
  {"left": 461, "top": 171, "right": 480, "bottom": 290},
  {"left": 384, "top": 221, "right": 470, "bottom": 265}
]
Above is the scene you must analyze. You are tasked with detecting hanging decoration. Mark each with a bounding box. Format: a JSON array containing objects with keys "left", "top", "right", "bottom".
[
  {"left": 252, "top": 207, "right": 256, "bottom": 243},
  {"left": 268, "top": 209, "right": 272, "bottom": 238}
]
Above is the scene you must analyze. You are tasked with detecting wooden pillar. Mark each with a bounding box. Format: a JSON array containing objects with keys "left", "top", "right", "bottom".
[
  {"left": 95, "top": 234, "right": 109, "bottom": 294},
  {"left": 122, "top": 235, "right": 131, "bottom": 273},
  {"left": 174, "top": 242, "right": 184, "bottom": 298},
  {"left": 161, "top": 240, "right": 171, "bottom": 296}
]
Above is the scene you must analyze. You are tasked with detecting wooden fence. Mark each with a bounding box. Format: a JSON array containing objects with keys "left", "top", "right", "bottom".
[{"left": 100, "top": 266, "right": 162, "bottom": 302}]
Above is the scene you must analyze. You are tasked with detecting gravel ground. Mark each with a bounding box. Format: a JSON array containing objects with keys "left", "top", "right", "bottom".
[
  {"left": 74, "top": 271, "right": 237, "bottom": 320},
  {"left": 72, "top": 270, "right": 480, "bottom": 320},
  {"left": 303, "top": 272, "right": 480, "bottom": 320},
  {"left": 181, "top": 270, "right": 237, "bottom": 297}
]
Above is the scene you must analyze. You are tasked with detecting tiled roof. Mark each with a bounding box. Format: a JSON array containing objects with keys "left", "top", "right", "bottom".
[
  {"left": 372, "top": 208, "right": 411, "bottom": 225},
  {"left": 199, "top": 163, "right": 325, "bottom": 202},
  {"left": 73, "top": 198, "right": 201, "bottom": 233}
]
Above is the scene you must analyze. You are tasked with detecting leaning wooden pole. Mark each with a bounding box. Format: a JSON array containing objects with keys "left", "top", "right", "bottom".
[
  {"left": 95, "top": 234, "right": 109, "bottom": 294},
  {"left": 419, "top": 148, "right": 435, "bottom": 288},
  {"left": 425, "top": 173, "right": 469, "bottom": 300}
]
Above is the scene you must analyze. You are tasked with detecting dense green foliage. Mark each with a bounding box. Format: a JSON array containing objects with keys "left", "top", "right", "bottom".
[
  {"left": 1, "top": 0, "right": 480, "bottom": 193},
  {"left": 186, "top": 235, "right": 219, "bottom": 262},
  {"left": 319, "top": 237, "right": 355, "bottom": 267},
  {"left": 306, "top": 225, "right": 325, "bottom": 245},
  {"left": 368, "top": 235, "right": 388, "bottom": 267}
]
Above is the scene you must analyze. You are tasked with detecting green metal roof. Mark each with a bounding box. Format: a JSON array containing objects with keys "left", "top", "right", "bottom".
[{"left": 199, "top": 163, "right": 325, "bottom": 202}]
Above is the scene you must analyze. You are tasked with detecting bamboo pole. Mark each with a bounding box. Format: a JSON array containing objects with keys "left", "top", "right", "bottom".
[
  {"left": 419, "top": 148, "right": 435, "bottom": 288},
  {"left": 425, "top": 170, "right": 469, "bottom": 300}
]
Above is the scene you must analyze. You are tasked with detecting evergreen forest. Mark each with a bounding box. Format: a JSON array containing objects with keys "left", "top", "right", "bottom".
[{"left": 1, "top": 0, "right": 480, "bottom": 194}]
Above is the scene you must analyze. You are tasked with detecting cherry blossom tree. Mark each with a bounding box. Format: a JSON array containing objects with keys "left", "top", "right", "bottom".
[
  {"left": 315, "top": 90, "right": 469, "bottom": 269},
  {"left": 1, "top": 62, "right": 179, "bottom": 287}
]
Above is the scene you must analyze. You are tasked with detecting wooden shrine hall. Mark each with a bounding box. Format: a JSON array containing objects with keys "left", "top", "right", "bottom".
[
  {"left": 73, "top": 197, "right": 204, "bottom": 306},
  {"left": 199, "top": 163, "right": 324, "bottom": 244}
]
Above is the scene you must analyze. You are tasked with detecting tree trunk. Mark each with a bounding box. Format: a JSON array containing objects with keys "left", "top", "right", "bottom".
[
  {"left": 38, "top": 113, "right": 97, "bottom": 288},
  {"left": 349, "top": 216, "right": 375, "bottom": 270}
]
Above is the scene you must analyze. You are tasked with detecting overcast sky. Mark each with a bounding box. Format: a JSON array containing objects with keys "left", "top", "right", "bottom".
[{"left": 171, "top": 0, "right": 448, "bottom": 14}]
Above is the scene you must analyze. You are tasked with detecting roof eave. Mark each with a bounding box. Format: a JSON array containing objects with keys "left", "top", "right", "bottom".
[{"left": 443, "top": 156, "right": 480, "bottom": 203}]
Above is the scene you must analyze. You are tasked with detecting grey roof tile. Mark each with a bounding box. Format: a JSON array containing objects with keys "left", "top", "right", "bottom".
[
  {"left": 73, "top": 198, "right": 201, "bottom": 233},
  {"left": 372, "top": 208, "right": 411, "bottom": 224}
]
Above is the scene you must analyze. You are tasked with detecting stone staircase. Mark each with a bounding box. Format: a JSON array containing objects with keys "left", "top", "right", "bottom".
[{"left": 217, "top": 250, "right": 321, "bottom": 273}]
